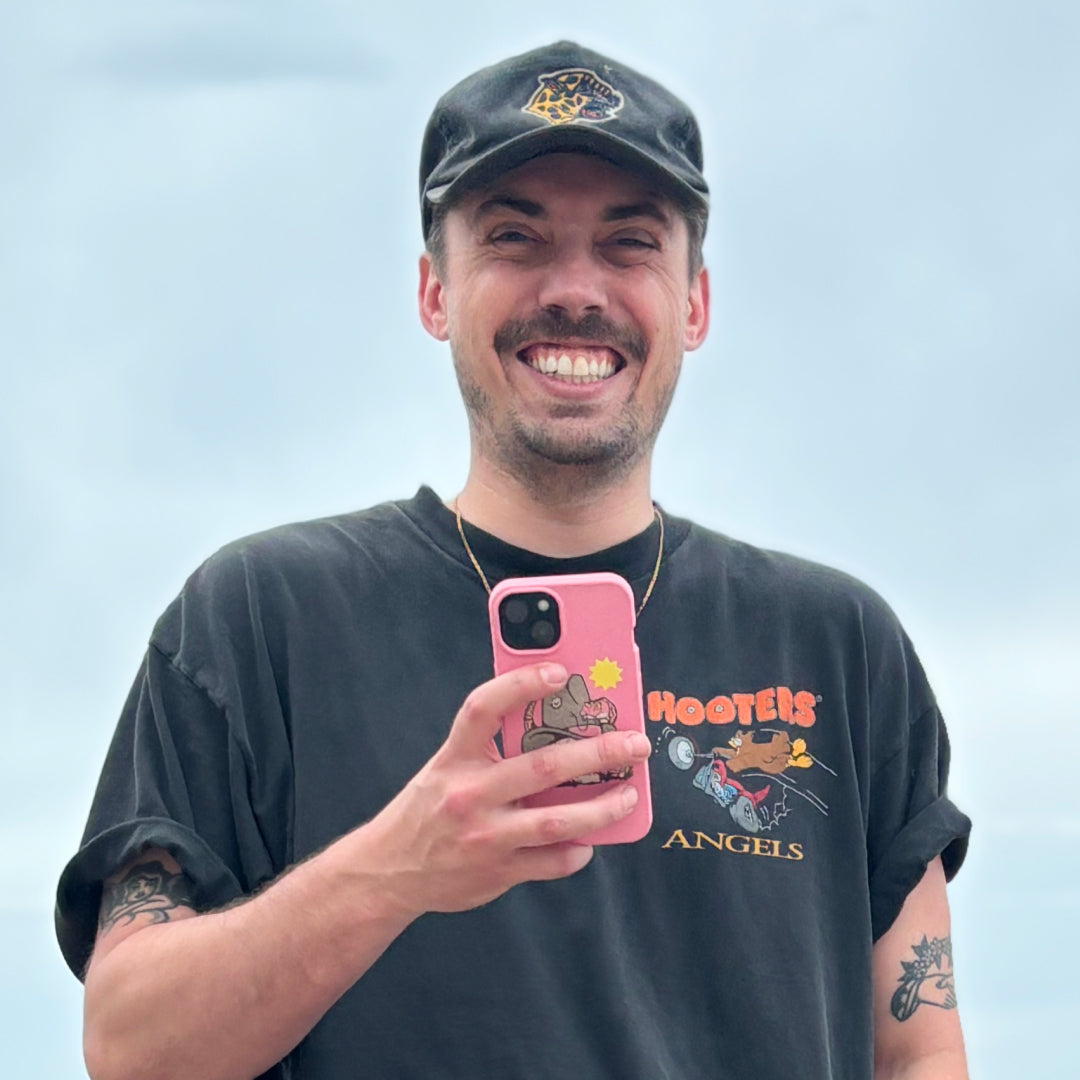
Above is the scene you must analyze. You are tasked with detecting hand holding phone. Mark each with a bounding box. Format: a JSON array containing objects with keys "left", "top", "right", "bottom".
[{"left": 489, "top": 572, "right": 653, "bottom": 844}]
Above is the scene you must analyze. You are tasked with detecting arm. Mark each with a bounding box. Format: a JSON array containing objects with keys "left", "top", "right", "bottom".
[
  {"left": 83, "top": 661, "right": 651, "bottom": 1080},
  {"left": 872, "top": 856, "right": 968, "bottom": 1080}
]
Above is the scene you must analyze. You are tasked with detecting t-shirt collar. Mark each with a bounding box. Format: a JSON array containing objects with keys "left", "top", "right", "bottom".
[{"left": 399, "top": 485, "right": 689, "bottom": 591}]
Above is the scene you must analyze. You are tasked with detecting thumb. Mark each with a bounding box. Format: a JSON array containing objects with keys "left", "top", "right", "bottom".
[{"left": 446, "top": 662, "right": 567, "bottom": 758}]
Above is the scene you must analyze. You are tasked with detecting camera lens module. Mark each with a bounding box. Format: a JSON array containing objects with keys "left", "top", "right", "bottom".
[{"left": 498, "top": 591, "right": 561, "bottom": 651}]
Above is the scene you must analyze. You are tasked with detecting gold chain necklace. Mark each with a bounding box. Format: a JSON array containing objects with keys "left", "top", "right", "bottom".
[{"left": 453, "top": 500, "right": 665, "bottom": 618}]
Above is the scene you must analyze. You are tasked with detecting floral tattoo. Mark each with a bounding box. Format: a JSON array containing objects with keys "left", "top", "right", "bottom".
[
  {"left": 890, "top": 934, "right": 957, "bottom": 1021},
  {"left": 98, "top": 860, "right": 194, "bottom": 934}
]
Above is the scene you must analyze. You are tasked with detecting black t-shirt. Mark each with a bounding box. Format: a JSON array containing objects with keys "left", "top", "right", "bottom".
[{"left": 56, "top": 487, "right": 970, "bottom": 1079}]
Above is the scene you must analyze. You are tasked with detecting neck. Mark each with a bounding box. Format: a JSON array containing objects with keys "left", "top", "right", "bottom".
[{"left": 453, "top": 455, "right": 656, "bottom": 557}]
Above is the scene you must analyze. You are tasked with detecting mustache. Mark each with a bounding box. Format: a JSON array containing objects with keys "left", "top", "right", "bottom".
[{"left": 493, "top": 311, "right": 647, "bottom": 364}]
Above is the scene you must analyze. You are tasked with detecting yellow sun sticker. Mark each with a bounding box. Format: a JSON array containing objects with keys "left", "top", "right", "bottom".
[{"left": 590, "top": 657, "right": 623, "bottom": 691}]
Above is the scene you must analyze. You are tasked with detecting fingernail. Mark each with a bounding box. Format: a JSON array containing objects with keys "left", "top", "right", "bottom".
[
  {"left": 622, "top": 785, "right": 639, "bottom": 811},
  {"left": 624, "top": 733, "right": 651, "bottom": 756},
  {"left": 540, "top": 663, "right": 567, "bottom": 685}
]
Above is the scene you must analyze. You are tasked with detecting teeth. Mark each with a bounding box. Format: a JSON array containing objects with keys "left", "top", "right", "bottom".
[{"left": 524, "top": 348, "right": 620, "bottom": 384}]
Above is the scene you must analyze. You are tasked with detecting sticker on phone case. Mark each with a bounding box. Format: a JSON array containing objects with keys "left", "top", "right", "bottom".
[{"left": 522, "top": 671, "right": 631, "bottom": 786}]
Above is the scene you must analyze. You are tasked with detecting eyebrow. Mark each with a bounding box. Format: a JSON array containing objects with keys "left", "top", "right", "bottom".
[
  {"left": 602, "top": 201, "right": 672, "bottom": 228},
  {"left": 472, "top": 195, "right": 546, "bottom": 222},
  {"left": 471, "top": 194, "right": 673, "bottom": 229}
]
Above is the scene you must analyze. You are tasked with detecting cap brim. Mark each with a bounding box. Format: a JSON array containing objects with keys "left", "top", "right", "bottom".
[{"left": 424, "top": 124, "right": 708, "bottom": 216}]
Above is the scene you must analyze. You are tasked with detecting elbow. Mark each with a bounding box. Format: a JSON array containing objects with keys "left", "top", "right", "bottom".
[
  {"left": 83, "top": 1030, "right": 116, "bottom": 1080},
  {"left": 84, "top": 1036, "right": 196, "bottom": 1080},
  {"left": 83, "top": 1029, "right": 134, "bottom": 1080},
  {"left": 83, "top": 1011, "right": 249, "bottom": 1080},
  {"left": 82, "top": 985, "right": 144, "bottom": 1080},
  {"left": 84, "top": 1028, "right": 164, "bottom": 1080},
  {"left": 83, "top": 1002, "right": 180, "bottom": 1080}
]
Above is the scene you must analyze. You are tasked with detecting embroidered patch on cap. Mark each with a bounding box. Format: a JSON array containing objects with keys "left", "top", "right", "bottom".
[{"left": 522, "top": 68, "right": 625, "bottom": 126}]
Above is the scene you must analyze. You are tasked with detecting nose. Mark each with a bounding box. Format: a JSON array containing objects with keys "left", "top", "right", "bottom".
[{"left": 535, "top": 242, "right": 607, "bottom": 318}]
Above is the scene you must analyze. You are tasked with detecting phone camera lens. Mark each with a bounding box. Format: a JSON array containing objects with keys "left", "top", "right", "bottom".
[
  {"left": 498, "top": 592, "right": 560, "bottom": 650},
  {"left": 504, "top": 598, "right": 529, "bottom": 624}
]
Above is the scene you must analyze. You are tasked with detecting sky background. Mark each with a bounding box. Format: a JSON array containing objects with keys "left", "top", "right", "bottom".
[{"left": 2, "top": 0, "right": 1077, "bottom": 1075}]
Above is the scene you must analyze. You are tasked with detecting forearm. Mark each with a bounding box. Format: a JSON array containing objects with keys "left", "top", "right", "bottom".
[
  {"left": 82, "top": 664, "right": 647, "bottom": 1080},
  {"left": 83, "top": 824, "right": 415, "bottom": 1080},
  {"left": 875, "top": 1047, "right": 969, "bottom": 1080}
]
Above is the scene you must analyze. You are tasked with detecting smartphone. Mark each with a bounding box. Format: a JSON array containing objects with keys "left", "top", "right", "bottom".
[{"left": 488, "top": 572, "right": 652, "bottom": 844}]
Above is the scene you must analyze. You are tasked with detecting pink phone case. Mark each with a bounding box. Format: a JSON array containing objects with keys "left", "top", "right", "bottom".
[{"left": 489, "top": 572, "right": 652, "bottom": 845}]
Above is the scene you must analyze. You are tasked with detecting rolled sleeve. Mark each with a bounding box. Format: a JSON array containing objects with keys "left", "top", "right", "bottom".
[
  {"left": 867, "top": 705, "right": 971, "bottom": 941},
  {"left": 55, "top": 817, "right": 245, "bottom": 978},
  {"left": 55, "top": 638, "right": 276, "bottom": 978}
]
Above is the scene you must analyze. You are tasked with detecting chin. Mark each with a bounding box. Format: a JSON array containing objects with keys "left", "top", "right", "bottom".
[{"left": 491, "top": 420, "right": 651, "bottom": 491}]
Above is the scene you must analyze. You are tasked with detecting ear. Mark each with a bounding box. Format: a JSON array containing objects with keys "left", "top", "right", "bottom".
[
  {"left": 683, "top": 266, "right": 710, "bottom": 352},
  {"left": 566, "top": 674, "right": 590, "bottom": 704},
  {"left": 418, "top": 252, "right": 449, "bottom": 341}
]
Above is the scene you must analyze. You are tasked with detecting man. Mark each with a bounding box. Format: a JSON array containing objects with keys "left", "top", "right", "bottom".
[{"left": 56, "top": 41, "right": 971, "bottom": 1080}]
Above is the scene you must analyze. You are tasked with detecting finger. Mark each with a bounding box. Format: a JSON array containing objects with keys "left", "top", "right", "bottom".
[
  {"left": 513, "top": 841, "right": 595, "bottom": 883},
  {"left": 487, "top": 729, "right": 651, "bottom": 803},
  {"left": 445, "top": 663, "right": 568, "bottom": 757},
  {"left": 503, "top": 782, "right": 641, "bottom": 850}
]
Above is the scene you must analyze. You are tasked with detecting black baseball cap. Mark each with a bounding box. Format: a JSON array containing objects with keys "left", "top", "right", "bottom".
[{"left": 419, "top": 41, "right": 709, "bottom": 239}]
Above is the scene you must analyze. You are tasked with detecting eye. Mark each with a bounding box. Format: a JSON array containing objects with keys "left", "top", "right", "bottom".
[
  {"left": 606, "top": 228, "right": 660, "bottom": 248},
  {"left": 489, "top": 226, "right": 541, "bottom": 246},
  {"left": 601, "top": 230, "right": 662, "bottom": 264}
]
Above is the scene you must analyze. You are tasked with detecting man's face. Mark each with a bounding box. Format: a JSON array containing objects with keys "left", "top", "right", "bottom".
[{"left": 418, "top": 153, "right": 709, "bottom": 487}]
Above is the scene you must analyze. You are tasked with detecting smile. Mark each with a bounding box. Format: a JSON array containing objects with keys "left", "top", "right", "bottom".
[{"left": 517, "top": 343, "right": 623, "bottom": 385}]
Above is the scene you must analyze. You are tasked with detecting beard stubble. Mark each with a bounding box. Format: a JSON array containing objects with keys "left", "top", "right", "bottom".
[{"left": 451, "top": 310, "right": 681, "bottom": 496}]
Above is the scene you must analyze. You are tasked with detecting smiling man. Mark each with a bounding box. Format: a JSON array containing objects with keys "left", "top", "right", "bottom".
[
  {"left": 57, "top": 42, "right": 970, "bottom": 1080},
  {"left": 421, "top": 150, "right": 707, "bottom": 539}
]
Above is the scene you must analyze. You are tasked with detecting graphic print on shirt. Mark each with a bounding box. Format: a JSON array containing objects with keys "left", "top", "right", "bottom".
[
  {"left": 649, "top": 685, "right": 835, "bottom": 838},
  {"left": 522, "top": 665, "right": 631, "bottom": 786}
]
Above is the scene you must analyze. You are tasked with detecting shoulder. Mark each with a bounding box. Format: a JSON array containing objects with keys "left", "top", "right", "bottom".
[
  {"left": 183, "top": 496, "right": 419, "bottom": 596},
  {"left": 670, "top": 518, "right": 937, "bottom": 729},
  {"left": 213, "top": 498, "right": 412, "bottom": 574},
  {"left": 148, "top": 496, "right": 420, "bottom": 667},
  {"left": 670, "top": 518, "right": 927, "bottom": 698},
  {"left": 677, "top": 519, "right": 901, "bottom": 629}
]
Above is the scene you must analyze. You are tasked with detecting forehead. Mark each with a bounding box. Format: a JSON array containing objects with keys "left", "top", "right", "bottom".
[{"left": 454, "top": 152, "right": 678, "bottom": 223}]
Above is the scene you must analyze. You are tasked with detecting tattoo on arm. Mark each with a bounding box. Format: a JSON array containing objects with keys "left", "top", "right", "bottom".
[
  {"left": 890, "top": 934, "right": 957, "bottom": 1021},
  {"left": 98, "top": 860, "right": 195, "bottom": 935}
]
